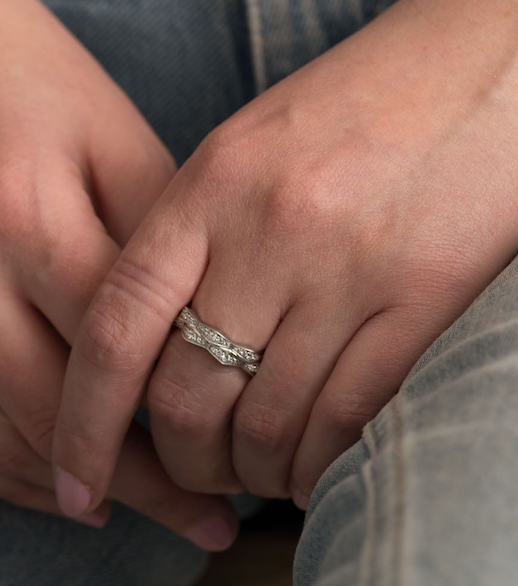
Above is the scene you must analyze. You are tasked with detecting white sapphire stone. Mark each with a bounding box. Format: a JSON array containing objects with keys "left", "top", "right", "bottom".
[{"left": 174, "top": 306, "right": 263, "bottom": 375}]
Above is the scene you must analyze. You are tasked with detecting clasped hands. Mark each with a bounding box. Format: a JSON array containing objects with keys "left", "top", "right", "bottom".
[{"left": 3, "top": 0, "right": 518, "bottom": 553}]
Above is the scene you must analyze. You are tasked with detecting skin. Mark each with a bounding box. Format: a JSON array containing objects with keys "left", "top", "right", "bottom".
[
  {"left": 0, "top": 0, "right": 239, "bottom": 550},
  {"left": 50, "top": 0, "right": 518, "bottom": 515}
]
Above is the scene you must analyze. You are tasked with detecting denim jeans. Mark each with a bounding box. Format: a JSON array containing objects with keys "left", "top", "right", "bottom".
[{"left": 3, "top": 1, "right": 518, "bottom": 585}]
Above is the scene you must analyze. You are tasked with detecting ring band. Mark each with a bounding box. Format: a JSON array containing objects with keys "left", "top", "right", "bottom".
[{"left": 173, "top": 307, "right": 263, "bottom": 376}]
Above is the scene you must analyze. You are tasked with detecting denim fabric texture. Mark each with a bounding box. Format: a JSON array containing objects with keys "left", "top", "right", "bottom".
[
  {"left": 246, "top": 0, "right": 397, "bottom": 91},
  {"left": 3, "top": 0, "right": 517, "bottom": 585}
]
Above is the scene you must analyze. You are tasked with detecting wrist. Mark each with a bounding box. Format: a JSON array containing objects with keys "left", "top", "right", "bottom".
[{"left": 327, "top": 0, "right": 518, "bottom": 148}]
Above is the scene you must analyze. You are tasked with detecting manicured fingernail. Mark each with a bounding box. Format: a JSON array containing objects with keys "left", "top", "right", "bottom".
[
  {"left": 76, "top": 511, "right": 108, "bottom": 529},
  {"left": 292, "top": 487, "right": 310, "bottom": 511},
  {"left": 55, "top": 466, "right": 91, "bottom": 517},
  {"left": 185, "top": 517, "right": 235, "bottom": 551}
]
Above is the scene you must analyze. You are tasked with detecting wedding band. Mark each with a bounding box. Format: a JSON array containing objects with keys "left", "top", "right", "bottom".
[{"left": 173, "top": 307, "right": 263, "bottom": 376}]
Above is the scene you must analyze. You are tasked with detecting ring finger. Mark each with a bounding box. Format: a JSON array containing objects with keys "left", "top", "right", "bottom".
[
  {"left": 147, "top": 258, "right": 284, "bottom": 494},
  {"left": 231, "top": 299, "right": 361, "bottom": 498}
]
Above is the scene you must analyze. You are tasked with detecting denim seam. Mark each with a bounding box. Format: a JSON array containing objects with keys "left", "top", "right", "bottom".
[
  {"left": 390, "top": 399, "right": 404, "bottom": 586},
  {"left": 360, "top": 422, "right": 379, "bottom": 586},
  {"left": 244, "top": 0, "right": 268, "bottom": 94}
]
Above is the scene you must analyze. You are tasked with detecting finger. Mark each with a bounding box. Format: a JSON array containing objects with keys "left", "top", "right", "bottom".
[
  {"left": 0, "top": 290, "right": 238, "bottom": 549},
  {"left": 0, "top": 292, "right": 65, "bottom": 461},
  {"left": 11, "top": 139, "right": 173, "bottom": 345},
  {"left": 0, "top": 406, "right": 52, "bottom": 487},
  {"left": 148, "top": 326, "right": 248, "bottom": 495},
  {"left": 0, "top": 476, "right": 110, "bottom": 528},
  {"left": 9, "top": 159, "right": 121, "bottom": 345},
  {"left": 231, "top": 301, "right": 359, "bottom": 498},
  {"left": 52, "top": 177, "right": 210, "bottom": 515},
  {"left": 85, "top": 101, "right": 177, "bottom": 246},
  {"left": 0, "top": 292, "right": 111, "bottom": 532},
  {"left": 107, "top": 422, "right": 240, "bottom": 551},
  {"left": 147, "top": 253, "right": 284, "bottom": 495},
  {"left": 0, "top": 381, "right": 111, "bottom": 528},
  {"left": 290, "top": 307, "right": 437, "bottom": 509},
  {"left": 1, "top": 0, "right": 175, "bottom": 249}
]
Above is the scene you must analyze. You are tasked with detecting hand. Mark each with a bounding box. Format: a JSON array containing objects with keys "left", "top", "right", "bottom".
[
  {"left": 52, "top": 0, "right": 518, "bottom": 512},
  {"left": 0, "top": 0, "right": 238, "bottom": 549},
  {"left": 0, "top": 404, "right": 237, "bottom": 549}
]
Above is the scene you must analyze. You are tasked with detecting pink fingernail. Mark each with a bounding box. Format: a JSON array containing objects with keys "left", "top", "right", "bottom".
[
  {"left": 292, "top": 487, "right": 310, "bottom": 511},
  {"left": 76, "top": 511, "right": 107, "bottom": 529},
  {"left": 185, "top": 517, "right": 235, "bottom": 551},
  {"left": 55, "top": 466, "right": 91, "bottom": 517}
]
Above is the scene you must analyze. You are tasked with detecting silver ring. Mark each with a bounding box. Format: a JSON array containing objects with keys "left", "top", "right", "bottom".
[{"left": 173, "top": 307, "right": 263, "bottom": 376}]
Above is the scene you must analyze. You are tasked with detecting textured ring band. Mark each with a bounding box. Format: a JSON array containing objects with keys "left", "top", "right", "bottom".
[{"left": 173, "top": 307, "right": 263, "bottom": 376}]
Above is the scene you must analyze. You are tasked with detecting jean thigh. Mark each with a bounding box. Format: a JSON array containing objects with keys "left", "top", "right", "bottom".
[
  {"left": 0, "top": 500, "right": 208, "bottom": 586},
  {"left": 247, "top": 0, "right": 399, "bottom": 90}
]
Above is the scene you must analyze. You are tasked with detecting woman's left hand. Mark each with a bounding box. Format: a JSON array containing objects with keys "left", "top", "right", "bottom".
[{"left": 52, "top": 0, "right": 518, "bottom": 514}]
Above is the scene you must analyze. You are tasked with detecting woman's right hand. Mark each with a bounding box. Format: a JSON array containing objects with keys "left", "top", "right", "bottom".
[{"left": 0, "top": 0, "right": 238, "bottom": 550}]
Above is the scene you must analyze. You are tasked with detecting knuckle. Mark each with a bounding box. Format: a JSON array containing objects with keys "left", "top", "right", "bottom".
[
  {"left": 80, "top": 301, "right": 135, "bottom": 370},
  {"left": 79, "top": 255, "right": 172, "bottom": 371},
  {"left": 0, "top": 160, "right": 38, "bottom": 249},
  {"left": 0, "top": 481, "right": 19, "bottom": 505},
  {"left": 190, "top": 123, "right": 250, "bottom": 190},
  {"left": 139, "top": 489, "right": 177, "bottom": 521},
  {"left": 120, "top": 141, "right": 176, "bottom": 205},
  {"left": 0, "top": 449, "right": 26, "bottom": 476},
  {"left": 148, "top": 374, "right": 212, "bottom": 436},
  {"left": 0, "top": 157, "right": 96, "bottom": 280},
  {"left": 203, "top": 122, "right": 237, "bottom": 152},
  {"left": 56, "top": 417, "right": 105, "bottom": 469},
  {"left": 109, "top": 256, "right": 174, "bottom": 324},
  {"left": 323, "top": 391, "right": 380, "bottom": 433},
  {"left": 17, "top": 408, "right": 57, "bottom": 460},
  {"left": 234, "top": 401, "right": 289, "bottom": 454},
  {"left": 195, "top": 131, "right": 236, "bottom": 181},
  {"left": 0, "top": 158, "right": 32, "bottom": 204},
  {"left": 0, "top": 478, "right": 29, "bottom": 506},
  {"left": 291, "top": 466, "right": 319, "bottom": 500},
  {"left": 203, "top": 120, "right": 249, "bottom": 158},
  {"left": 0, "top": 430, "right": 31, "bottom": 477},
  {"left": 263, "top": 351, "right": 311, "bottom": 391},
  {"left": 173, "top": 466, "right": 241, "bottom": 496},
  {"left": 265, "top": 170, "right": 336, "bottom": 234}
]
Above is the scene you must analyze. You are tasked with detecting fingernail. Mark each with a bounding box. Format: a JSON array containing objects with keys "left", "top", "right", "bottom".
[
  {"left": 55, "top": 466, "right": 91, "bottom": 517},
  {"left": 292, "top": 487, "right": 310, "bottom": 511},
  {"left": 76, "top": 511, "right": 108, "bottom": 529},
  {"left": 185, "top": 517, "right": 235, "bottom": 551}
]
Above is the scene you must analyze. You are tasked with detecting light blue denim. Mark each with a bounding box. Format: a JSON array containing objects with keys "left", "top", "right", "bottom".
[{"left": 4, "top": 1, "right": 518, "bottom": 585}]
